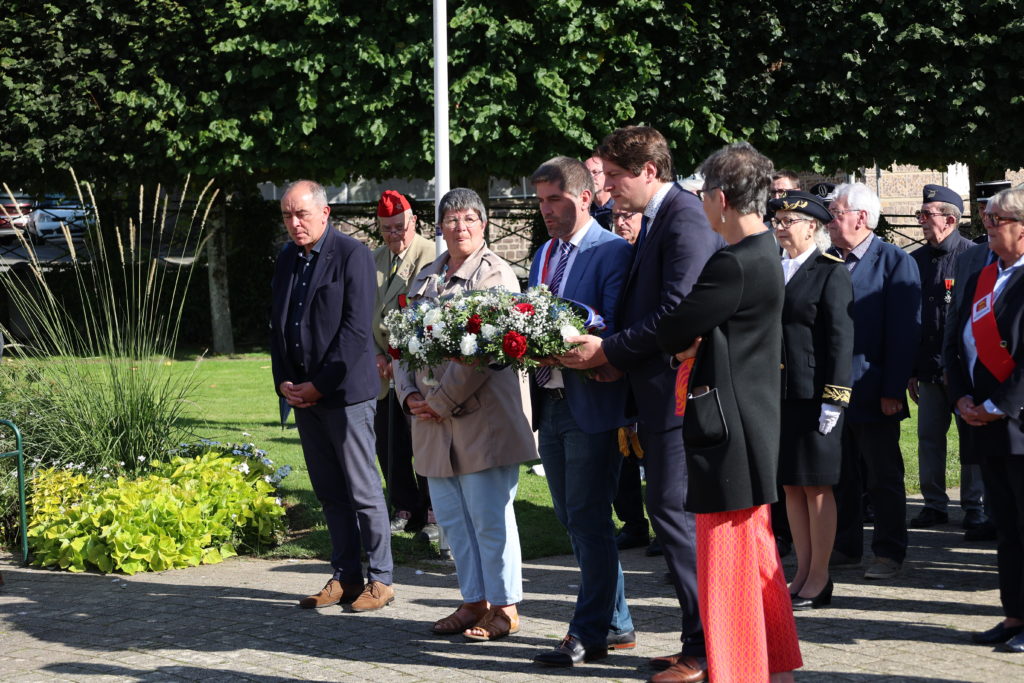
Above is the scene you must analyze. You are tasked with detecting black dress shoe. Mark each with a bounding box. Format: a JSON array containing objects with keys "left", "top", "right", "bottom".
[
  {"left": 972, "top": 621, "right": 1024, "bottom": 644},
  {"left": 615, "top": 532, "right": 650, "bottom": 550},
  {"left": 910, "top": 508, "right": 949, "bottom": 528},
  {"left": 965, "top": 520, "right": 997, "bottom": 542},
  {"left": 534, "top": 634, "right": 608, "bottom": 667},
  {"left": 646, "top": 537, "right": 663, "bottom": 556},
  {"left": 792, "top": 579, "right": 833, "bottom": 611},
  {"left": 415, "top": 523, "right": 440, "bottom": 543},
  {"left": 1001, "top": 632, "right": 1024, "bottom": 652},
  {"left": 607, "top": 629, "right": 637, "bottom": 650}
]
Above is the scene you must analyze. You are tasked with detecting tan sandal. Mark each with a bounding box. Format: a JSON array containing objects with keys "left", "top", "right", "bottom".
[
  {"left": 432, "top": 603, "right": 488, "bottom": 635},
  {"left": 463, "top": 606, "right": 519, "bottom": 641}
]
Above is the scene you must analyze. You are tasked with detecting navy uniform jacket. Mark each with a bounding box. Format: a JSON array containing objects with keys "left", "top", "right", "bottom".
[
  {"left": 603, "top": 184, "right": 724, "bottom": 430},
  {"left": 656, "top": 231, "right": 785, "bottom": 514},
  {"left": 781, "top": 251, "right": 854, "bottom": 406},
  {"left": 944, "top": 264, "right": 1024, "bottom": 456},
  {"left": 831, "top": 235, "right": 922, "bottom": 423},
  {"left": 270, "top": 226, "right": 379, "bottom": 407},
  {"left": 911, "top": 231, "right": 973, "bottom": 382}
]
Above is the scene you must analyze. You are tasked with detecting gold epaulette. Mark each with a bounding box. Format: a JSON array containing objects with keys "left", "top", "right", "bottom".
[{"left": 822, "top": 384, "right": 852, "bottom": 405}]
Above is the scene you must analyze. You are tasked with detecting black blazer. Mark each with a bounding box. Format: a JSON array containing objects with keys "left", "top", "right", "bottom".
[
  {"left": 603, "top": 184, "right": 724, "bottom": 430},
  {"left": 656, "top": 231, "right": 785, "bottom": 513},
  {"left": 270, "top": 226, "right": 379, "bottom": 407},
  {"left": 781, "top": 251, "right": 854, "bottom": 406},
  {"left": 944, "top": 263, "right": 1024, "bottom": 456}
]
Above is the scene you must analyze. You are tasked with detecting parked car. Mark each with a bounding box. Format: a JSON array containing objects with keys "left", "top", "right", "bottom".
[
  {"left": 27, "top": 195, "right": 91, "bottom": 242},
  {"left": 0, "top": 193, "right": 33, "bottom": 240}
]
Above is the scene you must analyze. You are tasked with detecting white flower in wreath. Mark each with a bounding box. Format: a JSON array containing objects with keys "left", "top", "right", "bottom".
[
  {"left": 423, "top": 307, "right": 442, "bottom": 327},
  {"left": 480, "top": 323, "right": 498, "bottom": 339},
  {"left": 559, "top": 325, "right": 580, "bottom": 342},
  {"left": 408, "top": 337, "right": 422, "bottom": 355},
  {"left": 460, "top": 333, "right": 478, "bottom": 355}
]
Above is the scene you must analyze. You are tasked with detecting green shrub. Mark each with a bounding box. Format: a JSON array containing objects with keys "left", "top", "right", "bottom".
[{"left": 27, "top": 447, "right": 288, "bottom": 575}]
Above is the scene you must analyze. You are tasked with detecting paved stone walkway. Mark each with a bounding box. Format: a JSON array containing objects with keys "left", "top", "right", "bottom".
[{"left": 2, "top": 495, "right": 1024, "bottom": 682}]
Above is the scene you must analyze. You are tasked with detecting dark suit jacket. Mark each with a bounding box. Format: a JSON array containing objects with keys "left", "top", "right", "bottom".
[
  {"left": 782, "top": 252, "right": 854, "bottom": 406},
  {"left": 270, "top": 226, "right": 378, "bottom": 407},
  {"left": 836, "top": 235, "right": 922, "bottom": 423},
  {"left": 944, "top": 263, "right": 1024, "bottom": 456},
  {"left": 603, "top": 184, "right": 724, "bottom": 430},
  {"left": 656, "top": 231, "right": 785, "bottom": 513},
  {"left": 942, "top": 243, "right": 992, "bottom": 384}
]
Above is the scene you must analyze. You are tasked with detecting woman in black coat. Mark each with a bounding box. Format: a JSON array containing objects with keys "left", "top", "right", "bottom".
[{"left": 770, "top": 191, "right": 853, "bottom": 610}]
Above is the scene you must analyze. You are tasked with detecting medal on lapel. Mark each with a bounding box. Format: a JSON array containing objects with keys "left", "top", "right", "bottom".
[{"left": 944, "top": 278, "right": 954, "bottom": 305}]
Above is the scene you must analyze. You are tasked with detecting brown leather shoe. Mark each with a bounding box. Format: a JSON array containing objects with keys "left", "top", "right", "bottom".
[
  {"left": 350, "top": 580, "right": 395, "bottom": 612},
  {"left": 650, "top": 651, "right": 686, "bottom": 671},
  {"left": 648, "top": 657, "right": 707, "bottom": 683},
  {"left": 298, "top": 578, "right": 364, "bottom": 609}
]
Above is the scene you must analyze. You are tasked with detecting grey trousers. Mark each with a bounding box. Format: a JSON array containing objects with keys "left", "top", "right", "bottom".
[{"left": 916, "top": 381, "right": 984, "bottom": 515}]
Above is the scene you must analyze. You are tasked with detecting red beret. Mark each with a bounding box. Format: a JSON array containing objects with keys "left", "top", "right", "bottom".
[{"left": 377, "top": 190, "right": 411, "bottom": 217}]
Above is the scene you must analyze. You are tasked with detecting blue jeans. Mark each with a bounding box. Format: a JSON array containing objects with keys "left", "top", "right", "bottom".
[
  {"left": 538, "top": 393, "right": 633, "bottom": 647},
  {"left": 429, "top": 464, "right": 522, "bottom": 605}
]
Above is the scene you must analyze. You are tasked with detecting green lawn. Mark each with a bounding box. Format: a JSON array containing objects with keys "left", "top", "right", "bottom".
[{"left": 179, "top": 354, "right": 956, "bottom": 564}]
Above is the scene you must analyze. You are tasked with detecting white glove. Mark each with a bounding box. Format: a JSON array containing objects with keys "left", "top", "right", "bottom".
[{"left": 818, "top": 403, "right": 841, "bottom": 435}]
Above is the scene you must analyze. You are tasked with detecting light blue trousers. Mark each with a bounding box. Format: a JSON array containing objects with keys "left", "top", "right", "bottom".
[{"left": 429, "top": 463, "right": 523, "bottom": 605}]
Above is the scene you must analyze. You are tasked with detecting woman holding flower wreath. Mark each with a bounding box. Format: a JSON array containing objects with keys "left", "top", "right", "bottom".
[{"left": 393, "top": 187, "right": 535, "bottom": 642}]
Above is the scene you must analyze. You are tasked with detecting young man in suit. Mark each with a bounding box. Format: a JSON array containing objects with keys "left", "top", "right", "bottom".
[
  {"left": 528, "top": 156, "right": 636, "bottom": 667},
  {"left": 826, "top": 182, "right": 922, "bottom": 581},
  {"left": 270, "top": 180, "right": 395, "bottom": 612},
  {"left": 560, "top": 126, "right": 723, "bottom": 679},
  {"left": 371, "top": 191, "right": 437, "bottom": 539}
]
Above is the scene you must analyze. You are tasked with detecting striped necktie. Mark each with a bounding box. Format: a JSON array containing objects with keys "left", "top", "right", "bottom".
[
  {"left": 536, "top": 240, "right": 574, "bottom": 388},
  {"left": 388, "top": 254, "right": 399, "bottom": 284}
]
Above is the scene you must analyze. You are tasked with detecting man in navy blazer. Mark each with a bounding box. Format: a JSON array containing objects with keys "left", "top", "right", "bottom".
[
  {"left": 527, "top": 157, "right": 636, "bottom": 667},
  {"left": 561, "top": 127, "right": 723, "bottom": 672},
  {"left": 270, "top": 180, "right": 395, "bottom": 612},
  {"left": 826, "top": 182, "right": 921, "bottom": 581}
]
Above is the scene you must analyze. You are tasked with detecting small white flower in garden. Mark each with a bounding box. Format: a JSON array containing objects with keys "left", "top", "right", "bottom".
[
  {"left": 103, "top": 473, "right": 110, "bottom": 478},
  {"left": 235, "top": 462, "right": 250, "bottom": 475},
  {"left": 481, "top": 323, "right": 498, "bottom": 339},
  {"left": 275, "top": 497, "right": 283, "bottom": 506},
  {"left": 119, "top": 461, "right": 125, "bottom": 466},
  {"left": 138, "top": 456, "right": 146, "bottom": 462},
  {"left": 559, "top": 325, "right": 580, "bottom": 342},
  {"left": 241, "top": 432, "right": 251, "bottom": 437},
  {"left": 264, "top": 475, "right": 273, "bottom": 484},
  {"left": 460, "top": 333, "right": 478, "bottom": 355}
]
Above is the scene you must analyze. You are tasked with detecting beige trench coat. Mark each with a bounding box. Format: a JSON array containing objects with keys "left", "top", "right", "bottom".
[{"left": 393, "top": 244, "right": 536, "bottom": 478}]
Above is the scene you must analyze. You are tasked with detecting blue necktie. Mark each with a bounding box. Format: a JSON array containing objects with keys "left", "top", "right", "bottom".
[
  {"left": 536, "top": 241, "right": 574, "bottom": 388},
  {"left": 635, "top": 214, "right": 650, "bottom": 250}
]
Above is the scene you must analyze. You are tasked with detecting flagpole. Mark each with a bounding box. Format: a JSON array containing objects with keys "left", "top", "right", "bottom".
[{"left": 433, "top": 0, "right": 450, "bottom": 257}]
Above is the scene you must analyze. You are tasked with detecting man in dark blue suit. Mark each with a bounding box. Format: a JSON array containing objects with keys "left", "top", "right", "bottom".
[
  {"left": 528, "top": 156, "right": 636, "bottom": 667},
  {"left": 826, "top": 182, "right": 921, "bottom": 581},
  {"left": 270, "top": 180, "right": 395, "bottom": 612},
  {"left": 561, "top": 126, "right": 723, "bottom": 676}
]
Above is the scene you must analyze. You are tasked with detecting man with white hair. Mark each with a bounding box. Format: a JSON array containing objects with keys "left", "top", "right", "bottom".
[{"left": 826, "top": 183, "right": 922, "bottom": 581}]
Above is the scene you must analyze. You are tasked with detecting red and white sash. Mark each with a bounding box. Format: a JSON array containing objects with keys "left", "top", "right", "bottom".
[{"left": 970, "top": 262, "right": 1016, "bottom": 382}]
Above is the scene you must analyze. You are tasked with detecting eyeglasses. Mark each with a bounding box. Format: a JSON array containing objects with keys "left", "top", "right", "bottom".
[
  {"left": 696, "top": 187, "right": 721, "bottom": 202},
  {"left": 770, "top": 189, "right": 791, "bottom": 198},
  {"left": 611, "top": 211, "right": 636, "bottom": 222},
  {"left": 914, "top": 210, "right": 947, "bottom": 221},
  {"left": 830, "top": 208, "right": 863, "bottom": 218},
  {"left": 442, "top": 215, "right": 482, "bottom": 230},
  {"left": 381, "top": 224, "right": 410, "bottom": 234},
  {"left": 983, "top": 212, "right": 1020, "bottom": 227},
  {"left": 771, "top": 217, "right": 811, "bottom": 230}
]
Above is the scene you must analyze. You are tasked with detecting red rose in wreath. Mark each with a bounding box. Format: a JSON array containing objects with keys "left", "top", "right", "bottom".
[
  {"left": 387, "top": 346, "right": 401, "bottom": 360},
  {"left": 513, "top": 302, "right": 535, "bottom": 316},
  {"left": 502, "top": 330, "right": 528, "bottom": 359},
  {"left": 465, "top": 314, "right": 483, "bottom": 334}
]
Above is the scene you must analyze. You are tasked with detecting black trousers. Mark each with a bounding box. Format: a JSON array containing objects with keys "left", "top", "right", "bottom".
[
  {"left": 834, "top": 419, "right": 908, "bottom": 563},
  {"left": 638, "top": 424, "right": 704, "bottom": 655},
  {"left": 374, "top": 392, "right": 429, "bottom": 518},
  {"left": 613, "top": 457, "right": 650, "bottom": 538},
  {"left": 981, "top": 455, "right": 1024, "bottom": 619}
]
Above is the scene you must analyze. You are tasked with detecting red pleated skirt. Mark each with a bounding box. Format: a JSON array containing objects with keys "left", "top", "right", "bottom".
[{"left": 696, "top": 504, "right": 803, "bottom": 682}]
